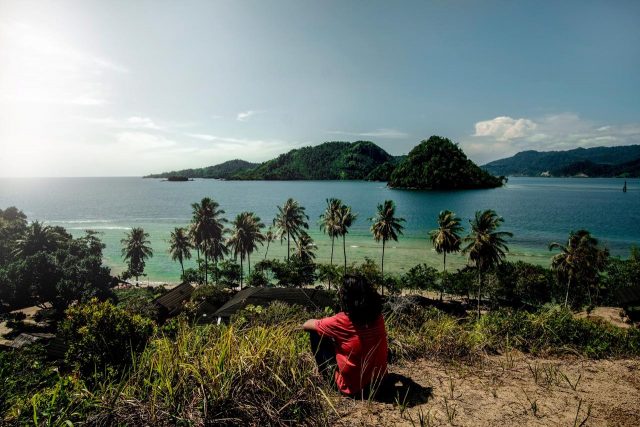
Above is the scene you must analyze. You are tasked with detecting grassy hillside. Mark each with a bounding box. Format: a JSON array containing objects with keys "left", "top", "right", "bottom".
[
  {"left": 483, "top": 145, "right": 640, "bottom": 177},
  {"left": 144, "top": 159, "right": 258, "bottom": 179},
  {"left": 233, "top": 140, "right": 394, "bottom": 180}
]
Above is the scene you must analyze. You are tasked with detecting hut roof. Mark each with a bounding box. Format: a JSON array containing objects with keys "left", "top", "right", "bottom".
[
  {"left": 213, "top": 287, "right": 334, "bottom": 319},
  {"left": 154, "top": 282, "right": 194, "bottom": 315}
]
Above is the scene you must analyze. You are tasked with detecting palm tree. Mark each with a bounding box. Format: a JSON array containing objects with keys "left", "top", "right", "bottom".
[
  {"left": 263, "top": 227, "right": 276, "bottom": 260},
  {"left": 121, "top": 227, "right": 153, "bottom": 284},
  {"left": 429, "top": 210, "right": 463, "bottom": 301},
  {"left": 319, "top": 198, "right": 342, "bottom": 267},
  {"left": 296, "top": 231, "right": 317, "bottom": 263},
  {"left": 549, "top": 229, "right": 609, "bottom": 307},
  {"left": 12, "top": 221, "right": 64, "bottom": 258},
  {"left": 191, "top": 198, "right": 226, "bottom": 285},
  {"left": 462, "top": 210, "right": 512, "bottom": 318},
  {"left": 369, "top": 200, "right": 405, "bottom": 296},
  {"left": 273, "top": 198, "right": 309, "bottom": 261},
  {"left": 168, "top": 227, "right": 193, "bottom": 277},
  {"left": 228, "top": 212, "right": 265, "bottom": 289},
  {"left": 335, "top": 204, "right": 357, "bottom": 273}
]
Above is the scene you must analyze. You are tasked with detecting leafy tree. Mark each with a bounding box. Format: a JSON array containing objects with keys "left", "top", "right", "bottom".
[
  {"left": 429, "top": 210, "right": 463, "bottom": 301},
  {"left": 273, "top": 198, "right": 309, "bottom": 261},
  {"left": 217, "top": 259, "right": 241, "bottom": 289},
  {"left": 296, "top": 231, "right": 317, "bottom": 263},
  {"left": 11, "top": 221, "right": 69, "bottom": 259},
  {"left": 369, "top": 200, "right": 405, "bottom": 296},
  {"left": 335, "top": 203, "right": 357, "bottom": 273},
  {"left": 463, "top": 210, "right": 512, "bottom": 318},
  {"left": 319, "top": 198, "right": 342, "bottom": 271},
  {"left": 191, "top": 198, "right": 227, "bottom": 285},
  {"left": 401, "top": 264, "right": 439, "bottom": 292},
  {"left": 0, "top": 206, "right": 28, "bottom": 265},
  {"left": 316, "top": 263, "right": 341, "bottom": 289},
  {"left": 121, "top": 227, "right": 153, "bottom": 283},
  {"left": 228, "top": 212, "right": 265, "bottom": 289},
  {"left": 168, "top": 227, "right": 193, "bottom": 277},
  {"left": 549, "top": 230, "right": 609, "bottom": 308}
]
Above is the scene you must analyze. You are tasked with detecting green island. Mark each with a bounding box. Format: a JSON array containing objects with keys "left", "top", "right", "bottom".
[
  {"left": 1, "top": 196, "right": 639, "bottom": 425},
  {"left": 145, "top": 136, "right": 505, "bottom": 190}
]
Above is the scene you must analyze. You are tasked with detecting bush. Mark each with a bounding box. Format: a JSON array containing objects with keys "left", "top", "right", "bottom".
[
  {"left": 59, "top": 299, "right": 155, "bottom": 379},
  {"left": 401, "top": 263, "right": 439, "bottom": 292},
  {"left": 246, "top": 269, "right": 269, "bottom": 287},
  {"left": 477, "top": 306, "right": 640, "bottom": 358},
  {"left": 0, "top": 345, "right": 56, "bottom": 417},
  {"left": 232, "top": 301, "right": 332, "bottom": 328}
]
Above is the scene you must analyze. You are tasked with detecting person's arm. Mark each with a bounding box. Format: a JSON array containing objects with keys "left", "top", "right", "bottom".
[{"left": 302, "top": 319, "right": 318, "bottom": 332}]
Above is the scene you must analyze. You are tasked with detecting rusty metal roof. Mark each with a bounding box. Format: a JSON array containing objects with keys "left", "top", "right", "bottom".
[{"left": 154, "top": 282, "right": 194, "bottom": 315}]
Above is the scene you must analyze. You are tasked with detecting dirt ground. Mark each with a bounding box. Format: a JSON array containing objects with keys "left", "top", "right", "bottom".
[{"left": 334, "top": 353, "right": 640, "bottom": 426}]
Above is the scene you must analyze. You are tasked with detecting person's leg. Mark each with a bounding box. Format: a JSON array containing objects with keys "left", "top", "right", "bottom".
[{"left": 308, "top": 331, "right": 336, "bottom": 379}]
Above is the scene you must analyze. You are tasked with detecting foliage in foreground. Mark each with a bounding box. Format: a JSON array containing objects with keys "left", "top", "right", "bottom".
[{"left": 3, "top": 301, "right": 640, "bottom": 425}]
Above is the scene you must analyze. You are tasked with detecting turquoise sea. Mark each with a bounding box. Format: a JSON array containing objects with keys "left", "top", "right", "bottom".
[{"left": 1, "top": 177, "right": 639, "bottom": 284}]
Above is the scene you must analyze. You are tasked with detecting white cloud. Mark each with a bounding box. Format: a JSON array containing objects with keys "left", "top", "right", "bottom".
[
  {"left": 237, "top": 110, "right": 258, "bottom": 121},
  {"left": 0, "top": 22, "right": 127, "bottom": 108},
  {"left": 327, "top": 128, "right": 409, "bottom": 139},
  {"left": 464, "top": 113, "right": 640, "bottom": 164},
  {"left": 474, "top": 116, "right": 537, "bottom": 141},
  {"left": 126, "top": 116, "right": 162, "bottom": 130}
]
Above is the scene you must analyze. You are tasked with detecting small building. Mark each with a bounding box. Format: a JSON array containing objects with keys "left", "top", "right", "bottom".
[
  {"left": 154, "top": 282, "right": 195, "bottom": 320},
  {"left": 212, "top": 287, "right": 335, "bottom": 324}
]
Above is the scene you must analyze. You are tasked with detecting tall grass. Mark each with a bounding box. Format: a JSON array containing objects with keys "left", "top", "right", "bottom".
[{"left": 88, "top": 320, "right": 329, "bottom": 426}]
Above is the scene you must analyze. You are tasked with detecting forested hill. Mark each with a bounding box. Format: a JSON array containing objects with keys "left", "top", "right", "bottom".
[
  {"left": 483, "top": 145, "right": 640, "bottom": 177},
  {"left": 232, "top": 141, "right": 395, "bottom": 180},
  {"left": 144, "top": 159, "right": 258, "bottom": 179},
  {"left": 144, "top": 137, "right": 505, "bottom": 189},
  {"left": 388, "top": 136, "right": 505, "bottom": 189}
]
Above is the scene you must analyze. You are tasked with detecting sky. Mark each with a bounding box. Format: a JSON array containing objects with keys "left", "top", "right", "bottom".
[{"left": 0, "top": 0, "right": 639, "bottom": 177}]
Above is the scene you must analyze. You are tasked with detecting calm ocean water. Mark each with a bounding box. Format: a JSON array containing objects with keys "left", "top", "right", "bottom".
[{"left": 1, "top": 177, "right": 638, "bottom": 283}]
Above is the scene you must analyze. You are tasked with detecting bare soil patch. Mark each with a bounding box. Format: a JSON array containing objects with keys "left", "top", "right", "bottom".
[{"left": 334, "top": 354, "right": 640, "bottom": 426}]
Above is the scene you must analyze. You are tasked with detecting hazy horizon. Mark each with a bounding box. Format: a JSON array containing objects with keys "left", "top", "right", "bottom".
[{"left": 1, "top": 0, "right": 639, "bottom": 177}]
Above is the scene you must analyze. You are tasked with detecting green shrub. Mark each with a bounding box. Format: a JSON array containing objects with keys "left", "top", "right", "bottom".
[
  {"left": 60, "top": 299, "right": 155, "bottom": 379},
  {"left": 0, "top": 345, "right": 56, "bottom": 417},
  {"left": 477, "top": 306, "right": 640, "bottom": 358}
]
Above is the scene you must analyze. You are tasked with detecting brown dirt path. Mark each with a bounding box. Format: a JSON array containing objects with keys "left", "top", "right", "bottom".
[{"left": 334, "top": 354, "right": 640, "bottom": 426}]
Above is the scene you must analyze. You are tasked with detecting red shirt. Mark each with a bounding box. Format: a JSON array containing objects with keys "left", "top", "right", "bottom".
[{"left": 315, "top": 312, "right": 388, "bottom": 395}]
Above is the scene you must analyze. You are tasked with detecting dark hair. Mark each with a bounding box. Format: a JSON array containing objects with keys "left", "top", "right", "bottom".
[{"left": 339, "top": 274, "right": 382, "bottom": 327}]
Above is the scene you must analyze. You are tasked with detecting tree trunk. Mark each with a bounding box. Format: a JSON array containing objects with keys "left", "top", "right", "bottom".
[
  {"left": 329, "top": 235, "right": 335, "bottom": 290},
  {"left": 564, "top": 276, "right": 571, "bottom": 308},
  {"left": 264, "top": 240, "right": 270, "bottom": 260},
  {"left": 248, "top": 252, "right": 251, "bottom": 276},
  {"left": 477, "top": 269, "right": 482, "bottom": 319},
  {"left": 381, "top": 240, "right": 386, "bottom": 297},
  {"left": 287, "top": 230, "right": 290, "bottom": 261},
  {"left": 440, "top": 253, "right": 446, "bottom": 302},
  {"left": 240, "top": 256, "right": 244, "bottom": 290},
  {"left": 343, "top": 234, "right": 347, "bottom": 274},
  {"left": 203, "top": 241, "right": 208, "bottom": 286},
  {"left": 180, "top": 257, "right": 184, "bottom": 278}
]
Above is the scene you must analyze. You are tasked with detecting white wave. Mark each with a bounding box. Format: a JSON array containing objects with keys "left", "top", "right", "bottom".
[
  {"left": 52, "top": 219, "right": 112, "bottom": 224},
  {"left": 69, "top": 226, "right": 131, "bottom": 230}
]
